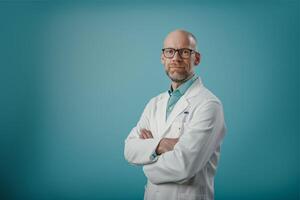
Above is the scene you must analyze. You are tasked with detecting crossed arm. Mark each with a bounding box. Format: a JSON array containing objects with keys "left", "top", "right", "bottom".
[
  {"left": 139, "top": 128, "right": 178, "bottom": 155},
  {"left": 124, "top": 100, "right": 226, "bottom": 184},
  {"left": 124, "top": 99, "right": 180, "bottom": 165}
]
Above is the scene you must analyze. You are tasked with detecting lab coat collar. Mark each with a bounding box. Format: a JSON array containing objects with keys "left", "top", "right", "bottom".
[{"left": 157, "top": 76, "right": 203, "bottom": 102}]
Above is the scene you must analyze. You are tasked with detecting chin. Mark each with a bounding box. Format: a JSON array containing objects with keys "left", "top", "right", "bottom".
[{"left": 169, "top": 73, "right": 189, "bottom": 83}]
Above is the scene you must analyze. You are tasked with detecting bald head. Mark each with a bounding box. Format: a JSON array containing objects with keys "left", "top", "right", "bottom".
[{"left": 163, "top": 29, "right": 198, "bottom": 51}]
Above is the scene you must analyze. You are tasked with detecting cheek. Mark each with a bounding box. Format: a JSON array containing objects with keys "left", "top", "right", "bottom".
[
  {"left": 162, "top": 58, "right": 168, "bottom": 66},
  {"left": 164, "top": 60, "right": 170, "bottom": 68},
  {"left": 164, "top": 65, "right": 168, "bottom": 71},
  {"left": 184, "top": 61, "right": 192, "bottom": 70},
  {"left": 163, "top": 62, "right": 168, "bottom": 71}
]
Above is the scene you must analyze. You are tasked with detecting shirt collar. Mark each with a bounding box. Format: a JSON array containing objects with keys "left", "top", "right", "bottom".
[{"left": 168, "top": 74, "right": 198, "bottom": 97}]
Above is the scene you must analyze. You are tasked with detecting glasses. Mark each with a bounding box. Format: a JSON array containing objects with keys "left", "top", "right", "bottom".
[{"left": 162, "top": 48, "right": 197, "bottom": 59}]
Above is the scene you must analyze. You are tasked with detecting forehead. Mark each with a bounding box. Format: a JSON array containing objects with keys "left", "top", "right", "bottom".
[{"left": 163, "top": 32, "right": 195, "bottom": 49}]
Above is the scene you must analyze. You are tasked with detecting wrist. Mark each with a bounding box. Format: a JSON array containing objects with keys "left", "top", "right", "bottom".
[{"left": 155, "top": 139, "right": 164, "bottom": 155}]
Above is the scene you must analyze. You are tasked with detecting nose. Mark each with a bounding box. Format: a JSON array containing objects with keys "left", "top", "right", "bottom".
[{"left": 172, "top": 51, "right": 182, "bottom": 61}]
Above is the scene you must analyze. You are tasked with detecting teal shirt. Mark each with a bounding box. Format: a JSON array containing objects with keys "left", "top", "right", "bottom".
[{"left": 166, "top": 75, "right": 198, "bottom": 120}]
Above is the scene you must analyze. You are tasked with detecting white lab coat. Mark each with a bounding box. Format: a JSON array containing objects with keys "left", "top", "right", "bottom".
[{"left": 124, "top": 77, "right": 226, "bottom": 200}]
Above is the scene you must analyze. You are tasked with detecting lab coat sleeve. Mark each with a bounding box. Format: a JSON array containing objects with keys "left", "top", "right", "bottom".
[
  {"left": 143, "top": 100, "right": 226, "bottom": 184},
  {"left": 124, "top": 99, "right": 161, "bottom": 165}
]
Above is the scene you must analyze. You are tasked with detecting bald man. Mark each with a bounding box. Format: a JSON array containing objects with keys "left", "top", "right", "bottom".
[{"left": 124, "top": 30, "right": 226, "bottom": 200}]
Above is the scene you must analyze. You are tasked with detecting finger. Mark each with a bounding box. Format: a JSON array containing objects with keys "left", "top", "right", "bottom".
[
  {"left": 144, "top": 130, "right": 153, "bottom": 138},
  {"left": 141, "top": 129, "right": 148, "bottom": 138},
  {"left": 148, "top": 130, "right": 154, "bottom": 138},
  {"left": 141, "top": 129, "right": 153, "bottom": 139},
  {"left": 140, "top": 129, "right": 146, "bottom": 138},
  {"left": 171, "top": 138, "right": 179, "bottom": 144},
  {"left": 140, "top": 129, "right": 147, "bottom": 135},
  {"left": 139, "top": 131, "right": 147, "bottom": 139}
]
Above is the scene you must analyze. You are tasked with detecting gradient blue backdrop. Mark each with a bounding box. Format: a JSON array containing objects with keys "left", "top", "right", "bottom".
[{"left": 0, "top": 1, "right": 299, "bottom": 200}]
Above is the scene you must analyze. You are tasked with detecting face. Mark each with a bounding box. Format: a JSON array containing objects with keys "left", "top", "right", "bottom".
[{"left": 161, "top": 31, "right": 200, "bottom": 83}]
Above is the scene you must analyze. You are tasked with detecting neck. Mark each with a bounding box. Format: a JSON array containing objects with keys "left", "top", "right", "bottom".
[
  {"left": 171, "top": 74, "right": 194, "bottom": 90},
  {"left": 171, "top": 82, "right": 182, "bottom": 90}
]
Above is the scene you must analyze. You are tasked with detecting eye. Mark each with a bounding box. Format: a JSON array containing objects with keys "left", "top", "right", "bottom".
[
  {"left": 165, "top": 49, "right": 175, "bottom": 54},
  {"left": 182, "top": 49, "right": 190, "bottom": 55}
]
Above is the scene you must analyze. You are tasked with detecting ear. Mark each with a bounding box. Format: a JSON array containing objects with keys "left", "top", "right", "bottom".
[
  {"left": 161, "top": 53, "right": 165, "bottom": 65},
  {"left": 194, "top": 52, "right": 201, "bottom": 65}
]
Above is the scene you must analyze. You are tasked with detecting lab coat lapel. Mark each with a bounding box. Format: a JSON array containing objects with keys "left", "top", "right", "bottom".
[
  {"left": 156, "top": 93, "right": 169, "bottom": 136},
  {"left": 165, "top": 97, "right": 189, "bottom": 128},
  {"left": 165, "top": 78, "right": 203, "bottom": 128}
]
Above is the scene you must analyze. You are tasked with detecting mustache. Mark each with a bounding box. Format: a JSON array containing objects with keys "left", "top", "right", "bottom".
[{"left": 169, "top": 63, "right": 185, "bottom": 68}]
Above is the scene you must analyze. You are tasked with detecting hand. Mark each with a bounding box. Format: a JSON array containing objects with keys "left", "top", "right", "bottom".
[
  {"left": 156, "top": 138, "right": 179, "bottom": 155},
  {"left": 139, "top": 129, "right": 153, "bottom": 139}
]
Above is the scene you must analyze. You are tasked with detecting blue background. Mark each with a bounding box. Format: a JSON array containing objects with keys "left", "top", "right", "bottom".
[{"left": 0, "top": 1, "right": 299, "bottom": 199}]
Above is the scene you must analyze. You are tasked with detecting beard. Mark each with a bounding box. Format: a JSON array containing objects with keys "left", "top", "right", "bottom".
[
  {"left": 165, "top": 65, "right": 193, "bottom": 83},
  {"left": 165, "top": 70, "right": 189, "bottom": 83}
]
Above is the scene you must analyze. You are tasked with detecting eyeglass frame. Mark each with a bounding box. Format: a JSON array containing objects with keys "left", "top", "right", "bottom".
[{"left": 161, "top": 48, "right": 199, "bottom": 59}]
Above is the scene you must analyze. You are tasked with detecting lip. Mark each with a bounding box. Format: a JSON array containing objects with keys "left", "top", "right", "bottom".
[
  {"left": 170, "top": 64, "right": 182, "bottom": 67},
  {"left": 169, "top": 63, "right": 184, "bottom": 67}
]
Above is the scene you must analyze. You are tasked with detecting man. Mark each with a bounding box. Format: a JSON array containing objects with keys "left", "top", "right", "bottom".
[{"left": 124, "top": 29, "right": 226, "bottom": 200}]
